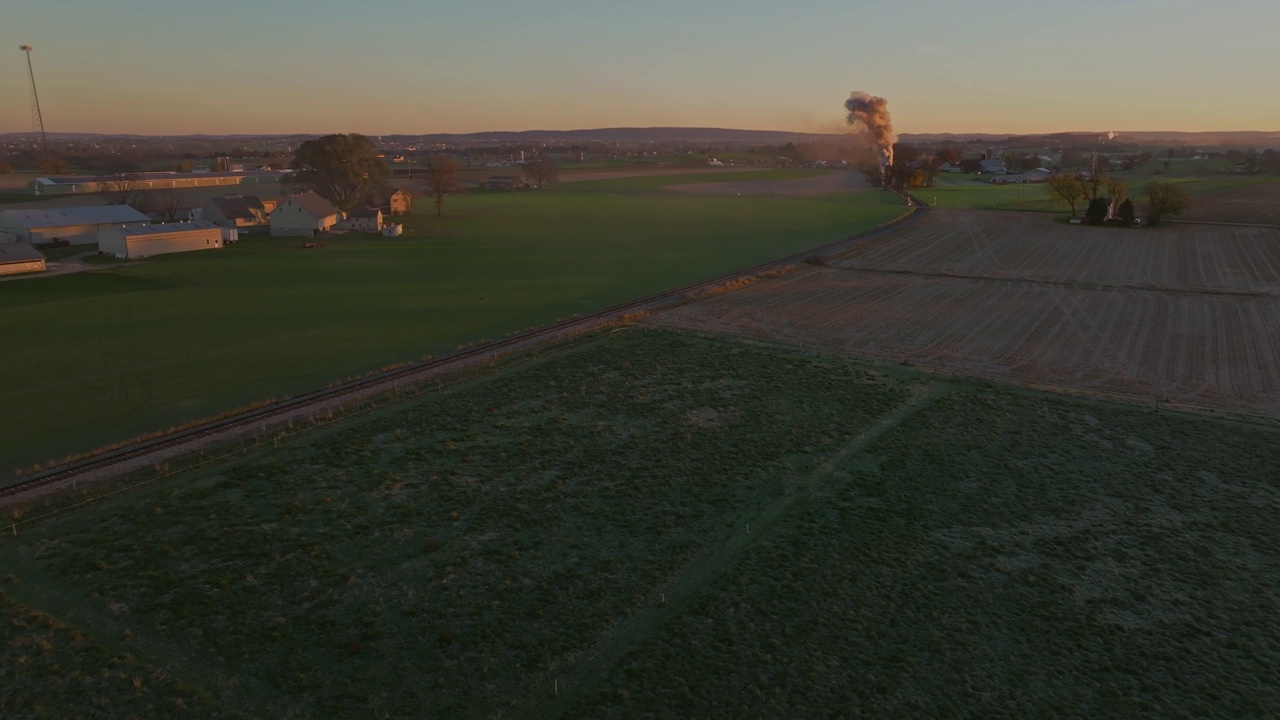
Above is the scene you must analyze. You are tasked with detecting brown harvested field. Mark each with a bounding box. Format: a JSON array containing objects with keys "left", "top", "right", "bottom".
[
  {"left": 1183, "top": 179, "right": 1280, "bottom": 226},
  {"left": 669, "top": 170, "right": 872, "bottom": 196},
  {"left": 654, "top": 209, "right": 1280, "bottom": 416},
  {"left": 829, "top": 209, "right": 1280, "bottom": 293}
]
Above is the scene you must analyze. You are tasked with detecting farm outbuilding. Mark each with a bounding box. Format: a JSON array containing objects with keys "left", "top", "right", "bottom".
[
  {"left": 0, "top": 206, "right": 151, "bottom": 245},
  {"left": 482, "top": 176, "right": 525, "bottom": 190},
  {"left": 270, "top": 192, "right": 344, "bottom": 237},
  {"left": 98, "top": 221, "right": 223, "bottom": 259},
  {"left": 382, "top": 224, "right": 403, "bottom": 237},
  {"left": 0, "top": 242, "right": 47, "bottom": 276},
  {"left": 203, "top": 195, "right": 279, "bottom": 230}
]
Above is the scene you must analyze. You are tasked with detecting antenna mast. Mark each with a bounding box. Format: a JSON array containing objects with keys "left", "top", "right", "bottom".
[{"left": 19, "top": 44, "right": 52, "bottom": 173}]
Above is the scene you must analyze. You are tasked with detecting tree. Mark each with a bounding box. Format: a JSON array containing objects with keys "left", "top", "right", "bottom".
[
  {"left": 288, "top": 133, "right": 390, "bottom": 213},
  {"left": 1046, "top": 173, "right": 1087, "bottom": 216},
  {"left": 917, "top": 156, "right": 942, "bottom": 187},
  {"left": 151, "top": 188, "right": 189, "bottom": 222},
  {"left": 98, "top": 170, "right": 144, "bottom": 206},
  {"left": 1144, "top": 181, "right": 1189, "bottom": 224},
  {"left": 1116, "top": 198, "right": 1136, "bottom": 225},
  {"left": 521, "top": 157, "right": 560, "bottom": 189},
  {"left": 1085, "top": 197, "right": 1109, "bottom": 225},
  {"left": 936, "top": 146, "right": 963, "bottom": 165},
  {"left": 424, "top": 156, "right": 461, "bottom": 217}
]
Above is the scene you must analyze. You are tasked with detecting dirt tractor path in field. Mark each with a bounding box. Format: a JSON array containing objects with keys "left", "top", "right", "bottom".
[{"left": 516, "top": 382, "right": 950, "bottom": 720}]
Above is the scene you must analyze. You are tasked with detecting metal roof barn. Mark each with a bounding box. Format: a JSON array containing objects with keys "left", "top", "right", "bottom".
[
  {"left": 0, "top": 206, "right": 151, "bottom": 245},
  {"left": 98, "top": 220, "right": 224, "bottom": 259}
]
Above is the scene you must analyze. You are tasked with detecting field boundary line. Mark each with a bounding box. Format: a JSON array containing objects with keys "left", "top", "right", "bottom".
[{"left": 516, "top": 382, "right": 949, "bottom": 720}]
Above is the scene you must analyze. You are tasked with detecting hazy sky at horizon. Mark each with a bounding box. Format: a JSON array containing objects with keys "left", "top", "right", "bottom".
[{"left": 3, "top": 0, "right": 1278, "bottom": 136}]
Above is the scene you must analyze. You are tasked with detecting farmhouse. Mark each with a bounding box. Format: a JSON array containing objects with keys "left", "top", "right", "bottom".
[
  {"left": 98, "top": 221, "right": 224, "bottom": 259},
  {"left": 0, "top": 242, "right": 47, "bottom": 277},
  {"left": 204, "top": 195, "right": 279, "bottom": 230},
  {"left": 387, "top": 188, "right": 413, "bottom": 215},
  {"left": 339, "top": 208, "right": 384, "bottom": 232},
  {"left": 482, "top": 176, "right": 525, "bottom": 190},
  {"left": 0, "top": 205, "right": 150, "bottom": 245},
  {"left": 270, "top": 192, "right": 344, "bottom": 237}
]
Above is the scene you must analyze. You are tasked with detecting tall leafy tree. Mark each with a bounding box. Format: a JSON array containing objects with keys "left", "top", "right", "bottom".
[
  {"left": 288, "top": 133, "right": 389, "bottom": 213},
  {"left": 1144, "top": 181, "right": 1189, "bottom": 224}
]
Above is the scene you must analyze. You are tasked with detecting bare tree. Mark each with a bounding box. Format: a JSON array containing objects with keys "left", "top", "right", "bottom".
[
  {"left": 521, "top": 157, "right": 560, "bottom": 189},
  {"left": 424, "top": 156, "right": 462, "bottom": 216},
  {"left": 151, "top": 188, "right": 189, "bottom": 222},
  {"left": 98, "top": 170, "right": 144, "bottom": 206},
  {"left": 1046, "top": 173, "right": 1087, "bottom": 216},
  {"left": 918, "top": 156, "right": 941, "bottom": 188}
]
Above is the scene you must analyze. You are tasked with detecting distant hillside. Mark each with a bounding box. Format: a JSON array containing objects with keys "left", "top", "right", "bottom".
[{"left": 3, "top": 128, "right": 1277, "bottom": 147}]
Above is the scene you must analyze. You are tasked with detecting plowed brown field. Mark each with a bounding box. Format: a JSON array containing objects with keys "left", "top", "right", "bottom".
[
  {"left": 1183, "top": 180, "right": 1280, "bottom": 226},
  {"left": 655, "top": 209, "right": 1280, "bottom": 416}
]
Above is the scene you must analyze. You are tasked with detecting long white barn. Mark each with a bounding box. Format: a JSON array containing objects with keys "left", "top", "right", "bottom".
[
  {"left": 0, "top": 206, "right": 151, "bottom": 245},
  {"left": 27, "top": 170, "right": 288, "bottom": 196}
]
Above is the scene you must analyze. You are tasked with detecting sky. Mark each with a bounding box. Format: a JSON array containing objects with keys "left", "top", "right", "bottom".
[{"left": 3, "top": 0, "right": 1279, "bottom": 136}]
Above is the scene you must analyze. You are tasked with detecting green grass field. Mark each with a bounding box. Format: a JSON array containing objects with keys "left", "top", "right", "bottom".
[
  {"left": 4, "top": 329, "right": 1278, "bottom": 718},
  {"left": 0, "top": 170, "right": 904, "bottom": 471}
]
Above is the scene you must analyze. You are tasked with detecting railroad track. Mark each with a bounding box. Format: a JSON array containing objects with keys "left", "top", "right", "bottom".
[{"left": 2, "top": 198, "right": 929, "bottom": 503}]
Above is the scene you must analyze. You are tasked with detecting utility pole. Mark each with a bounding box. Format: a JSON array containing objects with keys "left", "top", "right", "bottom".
[{"left": 19, "top": 44, "right": 53, "bottom": 174}]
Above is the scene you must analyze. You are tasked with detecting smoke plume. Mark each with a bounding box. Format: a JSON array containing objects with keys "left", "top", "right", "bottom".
[{"left": 844, "top": 91, "right": 896, "bottom": 170}]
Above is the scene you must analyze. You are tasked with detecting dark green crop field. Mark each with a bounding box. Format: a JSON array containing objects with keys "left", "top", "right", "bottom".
[
  {"left": 0, "top": 170, "right": 904, "bottom": 471},
  {"left": 3, "top": 329, "right": 1279, "bottom": 718}
]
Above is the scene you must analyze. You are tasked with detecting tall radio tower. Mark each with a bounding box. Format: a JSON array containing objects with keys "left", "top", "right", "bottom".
[{"left": 19, "top": 44, "right": 53, "bottom": 173}]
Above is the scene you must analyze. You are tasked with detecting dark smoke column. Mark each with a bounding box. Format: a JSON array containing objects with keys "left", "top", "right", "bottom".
[{"left": 844, "top": 91, "right": 896, "bottom": 181}]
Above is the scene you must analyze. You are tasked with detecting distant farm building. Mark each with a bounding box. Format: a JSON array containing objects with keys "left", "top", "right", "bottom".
[
  {"left": 26, "top": 170, "right": 289, "bottom": 196},
  {"left": 203, "top": 195, "right": 279, "bottom": 230},
  {"left": 0, "top": 206, "right": 150, "bottom": 245},
  {"left": 387, "top": 188, "right": 413, "bottom": 215},
  {"left": 482, "top": 176, "right": 525, "bottom": 190},
  {"left": 0, "top": 242, "right": 47, "bottom": 277},
  {"left": 99, "top": 221, "right": 224, "bottom": 259},
  {"left": 382, "top": 224, "right": 404, "bottom": 237},
  {"left": 270, "top": 192, "right": 344, "bottom": 237},
  {"left": 989, "top": 168, "right": 1053, "bottom": 185},
  {"left": 339, "top": 208, "right": 384, "bottom": 233},
  {"left": 978, "top": 159, "right": 1008, "bottom": 175}
]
